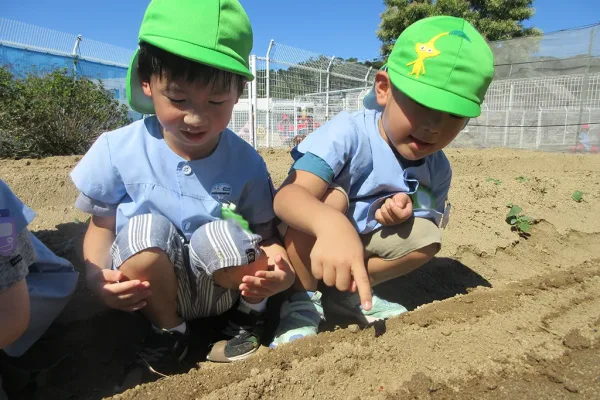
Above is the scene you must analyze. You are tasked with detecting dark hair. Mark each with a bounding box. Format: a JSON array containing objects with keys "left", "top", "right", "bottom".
[{"left": 137, "top": 42, "right": 245, "bottom": 96}]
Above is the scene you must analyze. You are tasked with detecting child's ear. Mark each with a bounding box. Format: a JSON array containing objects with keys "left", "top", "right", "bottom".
[
  {"left": 141, "top": 80, "right": 152, "bottom": 98},
  {"left": 374, "top": 71, "right": 391, "bottom": 108}
]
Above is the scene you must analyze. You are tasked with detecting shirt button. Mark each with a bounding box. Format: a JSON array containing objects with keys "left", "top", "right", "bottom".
[
  {"left": 184, "top": 222, "right": 191, "bottom": 230},
  {"left": 182, "top": 165, "right": 192, "bottom": 175}
]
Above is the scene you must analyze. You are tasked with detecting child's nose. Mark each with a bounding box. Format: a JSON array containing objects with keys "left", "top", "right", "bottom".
[{"left": 184, "top": 112, "right": 207, "bottom": 128}]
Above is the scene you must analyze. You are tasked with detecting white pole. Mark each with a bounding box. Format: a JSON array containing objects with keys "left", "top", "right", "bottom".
[
  {"left": 519, "top": 112, "right": 524, "bottom": 148},
  {"left": 265, "top": 40, "right": 274, "bottom": 148},
  {"left": 293, "top": 98, "right": 298, "bottom": 138},
  {"left": 247, "top": 80, "right": 252, "bottom": 147},
  {"left": 536, "top": 108, "right": 542, "bottom": 149},
  {"left": 563, "top": 106, "right": 568, "bottom": 145},
  {"left": 484, "top": 104, "right": 489, "bottom": 147},
  {"left": 325, "top": 56, "right": 335, "bottom": 121},
  {"left": 251, "top": 55, "right": 258, "bottom": 148},
  {"left": 504, "top": 84, "right": 514, "bottom": 147},
  {"left": 72, "top": 34, "right": 82, "bottom": 75}
]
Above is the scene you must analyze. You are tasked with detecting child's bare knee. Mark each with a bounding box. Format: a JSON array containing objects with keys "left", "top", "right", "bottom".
[
  {"left": 419, "top": 242, "right": 440, "bottom": 260},
  {"left": 321, "top": 188, "right": 348, "bottom": 213},
  {"left": 119, "top": 248, "right": 171, "bottom": 279}
]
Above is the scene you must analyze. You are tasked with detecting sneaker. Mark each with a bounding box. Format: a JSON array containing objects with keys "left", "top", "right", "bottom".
[
  {"left": 270, "top": 291, "right": 324, "bottom": 348},
  {"left": 120, "top": 326, "right": 190, "bottom": 390},
  {"left": 206, "top": 303, "right": 266, "bottom": 363},
  {"left": 324, "top": 291, "right": 408, "bottom": 324}
]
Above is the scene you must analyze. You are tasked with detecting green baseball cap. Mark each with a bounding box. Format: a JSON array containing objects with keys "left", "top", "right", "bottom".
[
  {"left": 366, "top": 16, "right": 494, "bottom": 118},
  {"left": 127, "top": 0, "right": 254, "bottom": 114}
]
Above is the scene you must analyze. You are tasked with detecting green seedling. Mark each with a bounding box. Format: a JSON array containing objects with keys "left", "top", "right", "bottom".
[
  {"left": 486, "top": 178, "right": 502, "bottom": 185},
  {"left": 506, "top": 203, "right": 535, "bottom": 235},
  {"left": 221, "top": 202, "right": 251, "bottom": 233},
  {"left": 571, "top": 190, "right": 584, "bottom": 203},
  {"left": 515, "top": 176, "right": 529, "bottom": 183}
]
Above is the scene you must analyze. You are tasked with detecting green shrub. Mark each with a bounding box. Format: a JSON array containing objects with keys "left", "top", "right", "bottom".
[{"left": 0, "top": 66, "right": 130, "bottom": 158}]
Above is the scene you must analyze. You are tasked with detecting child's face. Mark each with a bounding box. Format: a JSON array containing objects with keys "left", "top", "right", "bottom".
[
  {"left": 374, "top": 71, "right": 467, "bottom": 160},
  {"left": 142, "top": 74, "right": 241, "bottom": 160}
]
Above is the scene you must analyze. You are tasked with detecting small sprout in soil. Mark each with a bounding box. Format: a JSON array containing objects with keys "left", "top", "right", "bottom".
[
  {"left": 486, "top": 178, "right": 502, "bottom": 185},
  {"left": 515, "top": 176, "right": 529, "bottom": 183},
  {"left": 571, "top": 190, "right": 584, "bottom": 203},
  {"left": 506, "top": 204, "right": 536, "bottom": 237}
]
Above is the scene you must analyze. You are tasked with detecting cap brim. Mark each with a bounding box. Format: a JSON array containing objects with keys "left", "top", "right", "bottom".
[
  {"left": 127, "top": 50, "right": 155, "bottom": 115},
  {"left": 127, "top": 37, "right": 255, "bottom": 115},
  {"left": 388, "top": 68, "right": 481, "bottom": 118}
]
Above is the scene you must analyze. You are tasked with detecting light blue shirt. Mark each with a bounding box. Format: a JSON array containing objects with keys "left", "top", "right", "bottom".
[
  {"left": 0, "top": 179, "right": 36, "bottom": 234},
  {"left": 291, "top": 109, "right": 452, "bottom": 234},
  {"left": 71, "top": 116, "right": 276, "bottom": 240},
  {"left": 0, "top": 180, "right": 78, "bottom": 357}
]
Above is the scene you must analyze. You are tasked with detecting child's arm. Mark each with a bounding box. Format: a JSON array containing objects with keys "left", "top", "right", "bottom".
[
  {"left": 374, "top": 192, "right": 413, "bottom": 226},
  {"left": 0, "top": 279, "right": 30, "bottom": 349},
  {"left": 274, "top": 170, "right": 373, "bottom": 310},
  {"left": 83, "top": 215, "right": 151, "bottom": 312},
  {"left": 239, "top": 237, "right": 295, "bottom": 299}
]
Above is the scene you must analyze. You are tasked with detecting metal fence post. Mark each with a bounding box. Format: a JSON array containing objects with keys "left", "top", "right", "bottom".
[
  {"left": 519, "top": 112, "right": 525, "bottom": 148},
  {"left": 364, "top": 66, "right": 372, "bottom": 88},
  {"left": 484, "top": 104, "right": 489, "bottom": 146},
  {"left": 536, "top": 108, "right": 543, "bottom": 149},
  {"left": 576, "top": 26, "right": 596, "bottom": 145},
  {"left": 563, "top": 106, "right": 568, "bottom": 145},
  {"left": 293, "top": 97, "right": 298, "bottom": 138},
  {"left": 71, "top": 34, "right": 82, "bottom": 76},
  {"left": 251, "top": 55, "right": 258, "bottom": 148},
  {"left": 503, "top": 84, "right": 514, "bottom": 147},
  {"left": 265, "top": 40, "right": 274, "bottom": 147},
  {"left": 247, "top": 80, "right": 252, "bottom": 147},
  {"left": 325, "top": 56, "right": 335, "bottom": 121}
]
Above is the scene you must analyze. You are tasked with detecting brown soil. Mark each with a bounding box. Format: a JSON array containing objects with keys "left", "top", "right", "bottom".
[{"left": 1, "top": 148, "right": 599, "bottom": 400}]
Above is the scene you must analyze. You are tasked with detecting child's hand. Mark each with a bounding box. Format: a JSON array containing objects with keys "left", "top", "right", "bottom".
[
  {"left": 375, "top": 193, "right": 413, "bottom": 226},
  {"left": 311, "top": 217, "right": 372, "bottom": 310},
  {"left": 87, "top": 269, "right": 151, "bottom": 312},
  {"left": 239, "top": 254, "right": 295, "bottom": 299}
]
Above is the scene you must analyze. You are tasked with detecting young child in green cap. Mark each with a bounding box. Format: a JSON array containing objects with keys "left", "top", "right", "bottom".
[
  {"left": 70, "top": 0, "right": 295, "bottom": 383},
  {"left": 270, "top": 16, "right": 494, "bottom": 347}
]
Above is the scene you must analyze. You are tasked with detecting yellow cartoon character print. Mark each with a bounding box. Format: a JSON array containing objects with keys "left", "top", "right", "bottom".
[{"left": 407, "top": 30, "right": 470, "bottom": 78}]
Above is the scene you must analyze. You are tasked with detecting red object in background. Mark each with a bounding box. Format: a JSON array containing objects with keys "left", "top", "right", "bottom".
[{"left": 277, "top": 114, "right": 321, "bottom": 134}]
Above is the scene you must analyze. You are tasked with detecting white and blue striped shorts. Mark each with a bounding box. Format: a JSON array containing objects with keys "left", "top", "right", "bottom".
[{"left": 110, "top": 213, "right": 262, "bottom": 321}]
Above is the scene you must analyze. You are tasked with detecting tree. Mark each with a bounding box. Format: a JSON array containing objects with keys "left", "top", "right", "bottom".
[{"left": 377, "top": 0, "right": 542, "bottom": 57}]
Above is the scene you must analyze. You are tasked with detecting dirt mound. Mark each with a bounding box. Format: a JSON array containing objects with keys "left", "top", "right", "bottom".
[{"left": 1, "top": 148, "right": 599, "bottom": 400}]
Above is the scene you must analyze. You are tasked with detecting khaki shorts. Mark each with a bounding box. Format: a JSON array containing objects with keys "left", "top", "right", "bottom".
[{"left": 278, "top": 185, "right": 442, "bottom": 261}]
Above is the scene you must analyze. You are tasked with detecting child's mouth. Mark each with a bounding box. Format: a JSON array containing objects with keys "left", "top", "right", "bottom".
[
  {"left": 181, "top": 130, "right": 207, "bottom": 142},
  {"left": 408, "top": 135, "right": 433, "bottom": 150}
]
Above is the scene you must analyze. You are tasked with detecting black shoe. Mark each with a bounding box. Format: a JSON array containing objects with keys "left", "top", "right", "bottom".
[
  {"left": 120, "top": 326, "right": 190, "bottom": 390},
  {"left": 206, "top": 303, "right": 266, "bottom": 363}
]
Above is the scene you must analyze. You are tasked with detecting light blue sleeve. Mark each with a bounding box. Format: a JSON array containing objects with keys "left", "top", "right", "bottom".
[
  {"left": 0, "top": 179, "right": 36, "bottom": 233},
  {"left": 70, "top": 133, "right": 126, "bottom": 210},
  {"left": 292, "top": 152, "right": 335, "bottom": 183},
  {"left": 238, "top": 159, "right": 277, "bottom": 228},
  {"left": 290, "top": 112, "right": 357, "bottom": 180}
]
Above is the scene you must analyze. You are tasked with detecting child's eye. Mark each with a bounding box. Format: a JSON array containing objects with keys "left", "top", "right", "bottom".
[
  {"left": 167, "top": 97, "right": 185, "bottom": 103},
  {"left": 210, "top": 101, "right": 226, "bottom": 106}
]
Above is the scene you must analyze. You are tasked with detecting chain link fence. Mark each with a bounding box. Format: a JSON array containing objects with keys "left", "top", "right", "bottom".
[
  {"left": 2, "top": 17, "right": 599, "bottom": 152},
  {"left": 229, "top": 42, "right": 376, "bottom": 148},
  {"left": 455, "top": 24, "right": 600, "bottom": 151}
]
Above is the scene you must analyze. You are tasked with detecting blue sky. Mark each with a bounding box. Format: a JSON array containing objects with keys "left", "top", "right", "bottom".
[{"left": 2, "top": 0, "right": 599, "bottom": 60}]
